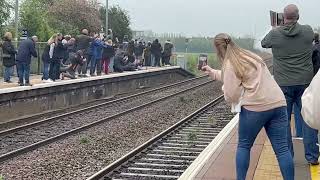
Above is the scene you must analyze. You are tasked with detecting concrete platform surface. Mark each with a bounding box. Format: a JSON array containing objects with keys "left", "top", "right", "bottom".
[{"left": 0, "top": 66, "right": 179, "bottom": 94}]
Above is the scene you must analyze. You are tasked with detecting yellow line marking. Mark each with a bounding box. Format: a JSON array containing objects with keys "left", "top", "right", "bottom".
[{"left": 310, "top": 164, "right": 320, "bottom": 180}]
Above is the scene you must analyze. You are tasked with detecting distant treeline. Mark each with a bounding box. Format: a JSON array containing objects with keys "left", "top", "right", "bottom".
[{"left": 142, "top": 36, "right": 256, "bottom": 53}]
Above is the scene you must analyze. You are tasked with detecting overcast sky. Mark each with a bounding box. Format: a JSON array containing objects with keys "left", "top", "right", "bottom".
[{"left": 101, "top": 0, "right": 319, "bottom": 39}]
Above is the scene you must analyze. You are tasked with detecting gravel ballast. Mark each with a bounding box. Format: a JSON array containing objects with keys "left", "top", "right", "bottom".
[{"left": 0, "top": 82, "right": 223, "bottom": 180}]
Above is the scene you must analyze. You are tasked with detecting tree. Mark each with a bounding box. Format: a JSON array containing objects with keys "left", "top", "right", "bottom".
[
  {"left": 0, "top": 0, "right": 13, "bottom": 34},
  {"left": 100, "top": 5, "right": 132, "bottom": 41},
  {"left": 49, "top": 0, "right": 102, "bottom": 35},
  {"left": 20, "top": 0, "right": 54, "bottom": 41}
]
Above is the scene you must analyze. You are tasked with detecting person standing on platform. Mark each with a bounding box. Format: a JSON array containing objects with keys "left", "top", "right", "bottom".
[
  {"left": 144, "top": 42, "right": 152, "bottom": 66},
  {"left": 203, "top": 33, "right": 294, "bottom": 180},
  {"left": 41, "top": 34, "right": 57, "bottom": 83},
  {"left": 101, "top": 39, "right": 115, "bottom": 75},
  {"left": 262, "top": 4, "right": 319, "bottom": 165},
  {"left": 2, "top": 32, "right": 17, "bottom": 83},
  {"left": 162, "top": 40, "right": 174, "bottom": 66},
  {"left": 151, "top": 39, "right": 162, "bottom": 67},
  {"left": 49, "top": 33, "right": 65, "bottom": 81},
  {"left": 16, "top": 36, "right": 38, "bottom": 86},
  {"left": 134, "top": 41, "right": 144, "bottom": 66},
  {"left": 312, "top": 33, "right": 320, "bottom": 75},
  {"left": 75, "top": 29, "right": 92, "bottom": 77},
  {"left": 90, "top": 34, "right": 104, "bottom": 76}
]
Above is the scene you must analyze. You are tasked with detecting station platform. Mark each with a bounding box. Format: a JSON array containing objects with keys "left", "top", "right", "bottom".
[
  {"left": 179, "top": 115, "right": 320, "bottom": 180},
  {"left": 0, "top": 66, "right": 179, "bottom": 90},
  {"left": 0, "top": 66, "right": 194, "bottom": 122}
]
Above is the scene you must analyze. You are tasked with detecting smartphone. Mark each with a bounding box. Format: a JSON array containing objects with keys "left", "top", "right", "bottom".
[{"left": 198, "top": 54, "right": 208, "bottom": 70}]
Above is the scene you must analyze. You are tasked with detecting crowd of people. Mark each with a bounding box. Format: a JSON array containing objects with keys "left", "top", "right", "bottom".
[
  {"left": 202, "top": 4, "right": 319, "bottom": 180},
  {"left": 1, "top": 29, "right": 174, "bottom": 86}
]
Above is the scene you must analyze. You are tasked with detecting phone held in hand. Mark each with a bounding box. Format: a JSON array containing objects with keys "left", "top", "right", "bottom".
[{"left": 198, "top": 54, "right": 208, "bottom": 71}]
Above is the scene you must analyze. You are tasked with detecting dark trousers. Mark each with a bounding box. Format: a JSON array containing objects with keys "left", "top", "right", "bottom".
[
  {"left": 49, "top": 60, "right": 61, "bottom": 81},
  {"left": 78, "top": 54, "right": 90, "bottom": 75},
  {"left": 162, "top": 56, "right": 171, "bottom": 65},
  {"left": 17, "top": 63, "right": 30, "bottom": 84},
  {"left": 280, "top": 85, "right": 319, "bottom": 162},
  {"left": 154, "top": 55, "right": 161, "bottom": 67}
]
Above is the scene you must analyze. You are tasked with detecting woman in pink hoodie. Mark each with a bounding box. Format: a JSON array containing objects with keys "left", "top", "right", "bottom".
[{"left": 202, "top": 33, "right": 294, "bottom": 180}]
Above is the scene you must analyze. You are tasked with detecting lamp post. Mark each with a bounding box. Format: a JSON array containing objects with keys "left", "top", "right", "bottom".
[
  {"left": 105, "top": 0, "right": 108, "bottom": 34},
  {"left": 15, "top": 0, "right": 19, "bottom": 41}
]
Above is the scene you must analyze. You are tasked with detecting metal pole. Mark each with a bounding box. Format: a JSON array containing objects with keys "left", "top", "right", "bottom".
[
  {"left": 105, "top": 0, "right": 108, "bottom": 34},
  {"left": 15, "top": 0, "right": 19, "bottom": 41}
]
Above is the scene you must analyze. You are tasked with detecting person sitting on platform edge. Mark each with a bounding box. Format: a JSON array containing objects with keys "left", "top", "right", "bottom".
[
  {"left": 61, "top": 50, "right": 85, "bottom": 80},
  {"left": 202, "top": 33, "right": 294, "bottom": 180},
  {"left": 16, "top": 36, "right": 38, "bottom": 86},
  {"left": 261, "top": 4, "right": 319, "bottom": 165}
]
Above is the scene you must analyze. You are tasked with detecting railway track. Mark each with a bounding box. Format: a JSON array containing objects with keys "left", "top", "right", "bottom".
[
  {"left": 0, "top": 76, "right": 216, "bottom": 163},
  {"left": 88, "top": 95, "right": 235, "bottom": 180}
]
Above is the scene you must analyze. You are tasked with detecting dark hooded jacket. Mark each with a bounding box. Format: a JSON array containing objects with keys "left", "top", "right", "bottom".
[
  {"left": 2, "top": 37, "right": 17, "bottom": 67},
  {"left": 261, "top": 23, "right": 314, "bottom": 86},
  {"left": 16, "top": 38, "right": 38, "bottom": 64},
  {"left": 151, "top": 40, "right": 162, "bottom": 57}
]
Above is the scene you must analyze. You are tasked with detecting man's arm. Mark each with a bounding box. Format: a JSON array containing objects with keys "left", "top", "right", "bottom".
[
  {"left": 261, "top": 30, "right": 274, "bottom": 48},
  {"left": 30, "top": 41, "right": 38, "bottom": 58}
]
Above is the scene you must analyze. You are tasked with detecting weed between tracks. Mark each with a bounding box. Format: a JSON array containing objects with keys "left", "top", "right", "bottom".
[
  {"left": 187, "top": 132, "right": 198, "bottom": 146},
  {"left": 80, "top": 137, "right": 90, "bottom": 144},
  {"left": 207, "top": 116, "right": 217, "bottom": 128},
  {"left": 0, "top": 174, "right": 4, "bottom": 180}
]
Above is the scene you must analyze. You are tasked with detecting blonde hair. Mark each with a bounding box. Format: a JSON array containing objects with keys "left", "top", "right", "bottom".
[
  {"left": 4, "top": 32, "right": 12, "bottom": 40},
  {"left": 47, "top": 34, "right": 57, "bottom": 45},
  {"left": 214, "top": 33, "right": 265, "bottom": 80}
]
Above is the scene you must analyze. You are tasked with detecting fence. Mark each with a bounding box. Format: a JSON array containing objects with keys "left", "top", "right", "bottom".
[{"left": 0, "top": 41, "right": 48, "bottom": 77}]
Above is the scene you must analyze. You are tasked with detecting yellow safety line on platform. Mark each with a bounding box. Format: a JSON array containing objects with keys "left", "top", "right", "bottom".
[{"left": 310, "top": 164, "right": 320, "bottom": 180}]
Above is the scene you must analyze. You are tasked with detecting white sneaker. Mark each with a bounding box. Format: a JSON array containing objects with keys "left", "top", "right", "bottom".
[
  {"left": 43, "top": 79, "right": 54, "bottom": 83},
  {"left": 86, "top": 74, "right": 91, "bottom": 77}
]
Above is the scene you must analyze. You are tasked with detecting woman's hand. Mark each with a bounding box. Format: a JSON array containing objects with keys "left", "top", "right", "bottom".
[{"left": 202, "top": 65, "right": 217, "bottom": 80}]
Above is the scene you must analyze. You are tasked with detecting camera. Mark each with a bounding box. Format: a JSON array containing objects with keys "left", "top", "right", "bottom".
[{"left": 270, "top": 11, "right": 284, "bottom": 27}]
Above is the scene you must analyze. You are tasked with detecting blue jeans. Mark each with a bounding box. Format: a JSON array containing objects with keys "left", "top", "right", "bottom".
[
  {"left": 293, "top": 103, "right": 303, "bottom": 138},
  {"left": 237, "top": 107, "right": 294, "bottom": 180},
  {"left": 17, "top": 63, "right": 30, "bottom": 84},
  {"left": 90, "top": 57, "right": 101, "bottom": 75},
  {"left": 4, "top": 66, "right": 13, "bottom": 82},
  {"left": 280, "top": 85, "right": 319, "bottom": 162},
  {"left": 42, "top": 62, "right": 50, "bottom": 80}
]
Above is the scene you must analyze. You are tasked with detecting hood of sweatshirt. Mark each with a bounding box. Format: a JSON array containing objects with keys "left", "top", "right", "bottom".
[{"left": 279, "top": 23, "right": 302, "bottom": 37}]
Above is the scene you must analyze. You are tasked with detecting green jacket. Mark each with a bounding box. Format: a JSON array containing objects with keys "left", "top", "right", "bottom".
[{"left": 261, "top": 23, "right": 314, "bottom": 86}]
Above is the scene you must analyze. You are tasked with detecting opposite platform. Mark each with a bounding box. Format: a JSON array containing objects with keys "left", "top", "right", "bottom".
[{"left": 0, "top": 66, "right": 194, "bottom": 122}]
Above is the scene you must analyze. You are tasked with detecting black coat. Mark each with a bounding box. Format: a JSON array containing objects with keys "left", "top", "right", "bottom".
[
  {"left": 16, "top": 39, "right": 37, "bottom": 64},
  {"left": 312, "top": 42, "right": 320, "bottom": 75},
  {"left": 53, "top": 41, "right": 66, "bottom": 60},
  {"left": 151, "top": 42, "right": 162, "bottom": 57},
  {"left": 102, "top": 45, "right": 115, "bottom": 59},
  {"left": 2, "top": 39, "right": 17, "bottom": 67}
]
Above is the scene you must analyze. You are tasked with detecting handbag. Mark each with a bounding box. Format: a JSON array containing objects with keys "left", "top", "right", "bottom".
[{"left": 301, "top": 71, "right": 320, "bottom": 130}]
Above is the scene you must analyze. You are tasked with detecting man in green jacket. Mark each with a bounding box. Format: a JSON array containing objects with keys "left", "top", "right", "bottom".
[{"left": 262, "top": 4, "right": 319, "bottom": 165}]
